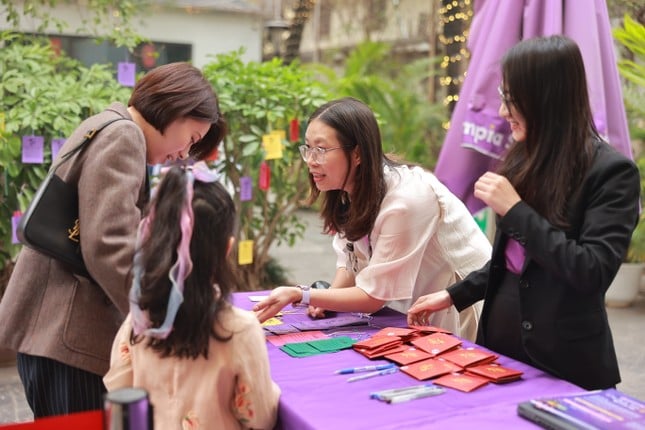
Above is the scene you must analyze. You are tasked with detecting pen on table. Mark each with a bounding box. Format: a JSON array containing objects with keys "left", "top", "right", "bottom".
[
  {"left": 387, "top": 386, "right": 445, "bottom": 404},
  {"left": 370, "top": 384, "right": 436, "bottom": 399},
  {"left": 347, "top": 366, "right": 398, "bottom": 382},
  {"left": 335, "top": 363, "right": 396, "bottom": 374}
]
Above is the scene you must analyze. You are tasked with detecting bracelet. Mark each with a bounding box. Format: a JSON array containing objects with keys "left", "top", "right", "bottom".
[{"left": 293, "top": 284, "right": 311, "bottom": 307}]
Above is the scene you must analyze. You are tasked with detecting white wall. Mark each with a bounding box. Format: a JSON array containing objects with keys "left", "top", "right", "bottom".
[{"left": 0, "top": 2, "right": 263, "bottom": 67}]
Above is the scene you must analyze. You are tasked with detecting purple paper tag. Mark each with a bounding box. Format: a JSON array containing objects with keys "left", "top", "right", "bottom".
[
  {"left": 51, "top": 138, "right": 65, "bottom": 161},
  {"left": 11, "top": 212, "right": 21, "bottom": 244},
  {"left": 22, "top": 135, "right": 45, "bottom": 164},
  {"left": 460, "top": 110, "right": 512, "bottom": 160},
  {"left": 240, "top": 176, "right": 252, "bottom": 201},
  {"left": 118, "top": 62, "right": 136, "bottom": 87}
]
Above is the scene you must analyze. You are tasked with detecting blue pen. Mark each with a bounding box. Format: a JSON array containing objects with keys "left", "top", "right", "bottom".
[
  {"left": 346, "top": 366, "right": 398, "bottom": 382},
  {"left": 335, "top": 363, "right": 395, "bottom": 375}
]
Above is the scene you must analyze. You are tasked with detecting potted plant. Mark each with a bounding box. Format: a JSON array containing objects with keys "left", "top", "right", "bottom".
[
  {"left": 606, "top": 212, "right": 645, "bottom": 307},
  {"left": 605, "top": 14, "right": 645, "bottom": 307}
]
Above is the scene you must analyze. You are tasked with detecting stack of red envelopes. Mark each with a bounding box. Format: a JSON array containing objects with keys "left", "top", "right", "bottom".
[
  {"left": 465, "top": 363, "right": 524, "bottom": 383},
  {"left": 352, "top": 335, "right": 407, "bottom": 359},
  {"left": 433, "top": 372, "right": 491, "bottom": 392},
  {"left": 440, "top": 347, "right": 498, "bottom": 368},
  {"left": 399, "top": 358, "right": 462, "bottom": 380},
  {"left": 350, "top": 326, "right": 523, "bottom": 391}
]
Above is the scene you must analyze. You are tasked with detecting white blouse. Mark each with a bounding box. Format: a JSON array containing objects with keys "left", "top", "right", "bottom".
[{"left": 333, "top": 164, "right": 492, "bottom": 337}]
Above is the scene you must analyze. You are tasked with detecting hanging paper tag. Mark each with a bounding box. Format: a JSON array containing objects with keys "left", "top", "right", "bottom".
[
  {"left": 240, "top": 176, "right": 252, "bottom": 201},
  {"left": 238, "top": 240, "right": 254, "bottom": 265},
  {"left": 51, "top": 138, "right": 65, "bottom": 161},
  {"left": 11, "top": 211, "right": 22, "bottom": 244},
  {"left": 289, "top": 118, "right": 300, "bottom": 142},
  {"left": 262, "top": 133, "right": 283, "bottom": 160},
  {"left": 259, "top": 161, "right": 270, "bottom": 191},
  {"left": 22, "top": 135, "right": 45, "bottom": 164},
  {"left": 118, "top": 62, "right": 136, "bottom": 87}
]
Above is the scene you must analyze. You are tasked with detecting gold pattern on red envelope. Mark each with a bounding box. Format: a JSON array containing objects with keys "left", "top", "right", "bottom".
[
  {"left": 439, "top": 347, "right": 498, "bottom": 368},
  {"left": 399, "top": 358, "right": 463, "bottom": 380},
  {"left": 465, "top": 363, "right": 524, "bottom": 383},
  {"left": 433, "top": 373, "right": 490, "bottom": 392},
  {"left": 410, "top": 332, "right": 462, "bottom": 357},
  {"left": 385, "top": 347, "right": 433, "bottom": 366}
]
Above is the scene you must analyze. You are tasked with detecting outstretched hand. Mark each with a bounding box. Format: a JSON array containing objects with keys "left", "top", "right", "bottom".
[
  {"left": 407, "top": 290, "right": 453, "bottom": 326},
  {"left": 253, "top": 286, "right": 300, "bottom": 323}
]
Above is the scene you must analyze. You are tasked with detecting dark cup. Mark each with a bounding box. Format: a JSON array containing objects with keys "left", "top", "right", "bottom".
[{"left": 104, "top": 387, "right": 153, "bottom": 430}]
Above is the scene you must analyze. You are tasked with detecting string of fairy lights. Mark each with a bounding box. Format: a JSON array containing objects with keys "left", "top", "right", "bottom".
[{"left": 438, "top": 0, "right": 473, "bottom": 116}]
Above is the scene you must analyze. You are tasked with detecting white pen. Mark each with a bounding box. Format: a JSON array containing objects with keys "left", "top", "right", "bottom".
[
  {"left": 347, "top": 366, "right": 398, "bottom": 382},
  {"left": 387, "top": 386, "right": 445, "bottom": 404},
  {"left": 371, "top": 384, "right": 436, "bottom": 400}
]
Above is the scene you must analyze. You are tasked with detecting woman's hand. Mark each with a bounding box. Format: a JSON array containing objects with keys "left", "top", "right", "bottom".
[
  {"left": 407, "top": 290, "right": 453, "bottom": 326},
  {"left": 307, "top": 306, "right": 327, "bottom": 319},
  {"left": 253, "top": 286, "right": 301, "bottom": 323},
  {"left": 473, "top": 171, "right": 521, "bottom": 216}
]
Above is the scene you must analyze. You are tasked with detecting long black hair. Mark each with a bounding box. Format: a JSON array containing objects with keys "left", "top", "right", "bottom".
[
  {"left": 497, "top": 35, "right": 597, "bottom": 228},
  {"left": 134, "top": 166, "right": 237, "bottom": 359}
]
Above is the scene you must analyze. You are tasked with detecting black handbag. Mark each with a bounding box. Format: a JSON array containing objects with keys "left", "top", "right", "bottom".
[{"left": 17, "top": 117, "right": 127, "bottom": 279}]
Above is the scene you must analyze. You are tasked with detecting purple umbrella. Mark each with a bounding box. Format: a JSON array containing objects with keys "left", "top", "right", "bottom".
[{"left": 435, "top": 0, "right": 632, "bottom": 214}]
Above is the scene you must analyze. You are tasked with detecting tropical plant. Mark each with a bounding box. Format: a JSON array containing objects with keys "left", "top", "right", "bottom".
[
  {"left": 1, "top": 0, "right": 149, "bottom": 50},
  {"left": 613, "top": 14, "right": 645, "bottom": 262},
  {"left": 202, "top": 50, "right": 329, "bottom": 290},
  {"left": 307, "top": 41, "right": 448, "bottom": 169},
  {"left": 0, "top": 32, "right": 131, "bottom": 294}
]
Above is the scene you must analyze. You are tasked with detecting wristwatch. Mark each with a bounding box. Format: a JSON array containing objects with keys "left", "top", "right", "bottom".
[{"left": 294, "top": 284, "right": 311, "bottom": 307}]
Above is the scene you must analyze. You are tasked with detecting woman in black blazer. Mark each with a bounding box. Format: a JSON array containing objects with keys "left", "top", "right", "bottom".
[{"left": 407, "top": 35, "right": 640, "bottom": 390}]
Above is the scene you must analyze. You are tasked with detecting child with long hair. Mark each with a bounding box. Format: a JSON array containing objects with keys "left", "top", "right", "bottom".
[{"left": 105, "top": 163, "right": 280, "bottom": 430}]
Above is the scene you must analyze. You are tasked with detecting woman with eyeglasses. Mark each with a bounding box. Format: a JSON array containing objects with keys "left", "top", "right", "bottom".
[
  {"left": 254, "top": 97, "right": 492, "bottom": 341},
  {"left": 407, "top": 35, "right": 640, "bottom": 390}
]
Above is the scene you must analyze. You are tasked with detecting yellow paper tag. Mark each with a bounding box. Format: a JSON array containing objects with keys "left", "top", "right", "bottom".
[
  {"left": 262, "top": 133, "right": 283, "bottom": 160},
  {"left": 238, "top": 240, "right": 254, "bottom": 265},
  {"left": 261, "top": 317, "right": 283, "bottom": 326}
]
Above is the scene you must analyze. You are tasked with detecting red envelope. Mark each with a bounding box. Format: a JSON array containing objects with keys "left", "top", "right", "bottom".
[
  {"left": 385, "top": 347, "right": 433, "bottom": 366},
  {"left": 410, "top": 332, "right": 462, "bottom": 357},
  {"left": 408, "top": 324, "right": 453, "bottom": 335},
  {"left": 353, "top": 335, "right": 402, "bottom": 351},
  {"left": 433, "top": 373, "right": 490, "bottom": 392},
  {"left": 353, "top": 335, "right": 405, "bottom": 359},
  {"left": 440, "top": 347, "right": 498, "bottom": 368},
  {"left": 400, "top": 358, "right": 462, "bottom": 380},
  {"left": 466, "top": 363, "right": 524, "bottom": 383},
  {"left": 372, "top": 327, "right": 418, "bottom": 342}
]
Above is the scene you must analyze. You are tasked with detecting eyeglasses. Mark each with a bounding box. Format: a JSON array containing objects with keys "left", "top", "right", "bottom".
[
  {"left": 497, "top": 85, "right": 514, "bottom": 108},
  {"left": 298, "top": 145, "right": 342, "bottom": 164}
]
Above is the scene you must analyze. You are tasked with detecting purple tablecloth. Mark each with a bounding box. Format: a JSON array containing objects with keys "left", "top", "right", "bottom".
[{"left": 234, "top": 291, "right": 582, "bottom": 430}]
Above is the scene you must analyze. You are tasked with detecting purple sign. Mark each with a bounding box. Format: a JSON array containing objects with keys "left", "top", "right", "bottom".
[
  {"left": 51, "top": 138, "right": 65, "bottom": 161},
  {"left": 118, "top": 62, "right": 136, "bottom": 87},
  {"left": 21, "top": 135, "right": 44, "bottom": 164}
]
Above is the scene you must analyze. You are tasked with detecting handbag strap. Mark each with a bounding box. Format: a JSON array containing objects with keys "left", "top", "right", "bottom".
[{"left": 53, "top": 116, "right": 129, "bottom": 171}]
